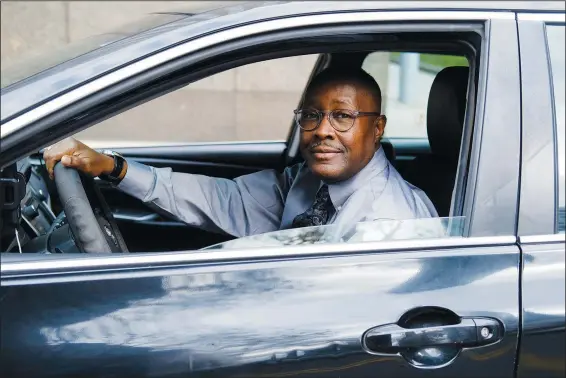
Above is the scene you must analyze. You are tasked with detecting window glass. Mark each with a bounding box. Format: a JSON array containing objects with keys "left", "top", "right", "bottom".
[
  {"left": 75, "top": 55, "right": 319, "bottom": 147},
  {"left": 362, "top": 52, "right": 468, "bottom": 140},
  {"left": 546, "top": 25, "right": 565, "bottom": 233},
  {"left": 203, "top": 217, "right": 465, "bottom": 250}
]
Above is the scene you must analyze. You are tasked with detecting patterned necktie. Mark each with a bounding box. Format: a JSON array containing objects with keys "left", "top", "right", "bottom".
[{"left": 292, "top": 185, "right": 335, "bottom": 228}]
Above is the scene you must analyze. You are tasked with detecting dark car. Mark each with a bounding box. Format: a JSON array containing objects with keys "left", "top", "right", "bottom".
[{"left": 1, "top": 1, "right": 564, "bottom": 377}]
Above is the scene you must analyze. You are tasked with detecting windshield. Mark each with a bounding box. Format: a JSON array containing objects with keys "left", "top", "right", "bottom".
[
  {"left": 1, "top": 12, "right": 186, "bottom": 89},
  {"left": 203, "top": 217, "right": 465, "bottom": 250}
]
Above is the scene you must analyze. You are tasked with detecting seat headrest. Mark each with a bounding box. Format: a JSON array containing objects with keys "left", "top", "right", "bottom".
[{"left": 427, "top": 66, "right": 470, "bottom": 159}]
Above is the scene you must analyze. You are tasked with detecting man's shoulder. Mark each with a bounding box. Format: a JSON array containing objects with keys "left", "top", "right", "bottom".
[{"left": 366, "top": 163, "right": 438, "bottom": 218}]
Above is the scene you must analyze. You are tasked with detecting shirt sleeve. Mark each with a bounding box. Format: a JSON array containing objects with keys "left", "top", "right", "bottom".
[{"left": 117, "top": 160, "right": 296, "bottom": 237}]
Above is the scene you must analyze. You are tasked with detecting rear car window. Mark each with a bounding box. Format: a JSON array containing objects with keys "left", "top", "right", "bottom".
[{"left": 546, "top": 25, "right": 565, "bottom": 233}]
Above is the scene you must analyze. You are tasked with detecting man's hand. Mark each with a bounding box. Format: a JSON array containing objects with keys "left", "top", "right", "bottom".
[{"left": 43, "top": 137, "right": 115, "bottom": 180}]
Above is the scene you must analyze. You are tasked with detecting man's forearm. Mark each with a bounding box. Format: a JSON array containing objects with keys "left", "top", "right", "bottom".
[{"left": 116, "top": 159, "right": 286, "bottom": 237}]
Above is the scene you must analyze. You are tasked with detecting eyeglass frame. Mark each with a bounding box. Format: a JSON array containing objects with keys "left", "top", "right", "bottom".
[{"left": 293, "top": 108, "right": 383, "bottom": 132}]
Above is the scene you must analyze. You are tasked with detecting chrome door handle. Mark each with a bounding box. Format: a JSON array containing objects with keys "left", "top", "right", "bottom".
[
  {"left": 362, "top": 314, "right": 504, "bottom": 369},
  {"left": 363, "top": 317, "right": 502, "bottom": 354}
]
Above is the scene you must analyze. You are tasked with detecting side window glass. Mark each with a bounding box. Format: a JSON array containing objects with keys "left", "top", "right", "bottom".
[
  {"left": 362, "top": 52, "right": 468, "bottom": 140},
  {"left": 75, "top": 55, "right": 320, "bottom": 147},
  {"left": 204, "top": 217, "right": 466, "bottom": 250},
  {"left": 546, "top": 25, "right": 565, "bottom": 233}
]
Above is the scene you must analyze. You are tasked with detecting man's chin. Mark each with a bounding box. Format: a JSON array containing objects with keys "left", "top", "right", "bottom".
[{"left": 309, "top": 162, "right": 345, "bottom": 183}]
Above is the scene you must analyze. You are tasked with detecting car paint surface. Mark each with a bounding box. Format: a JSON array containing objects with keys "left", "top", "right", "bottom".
[
  {"left": 1, "top": 243, "right": 520, "bottom": 377},
  {"left": 517, "top": 241, "right": 565, "bottom": 378}
]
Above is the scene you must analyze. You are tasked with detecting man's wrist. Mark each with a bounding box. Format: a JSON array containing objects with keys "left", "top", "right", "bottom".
[
  {"left": 101, "top": 154, "right": 116, "bottom": 176},
  {"left": 98, "top": 150, "right": 127, "bottom": 185}
]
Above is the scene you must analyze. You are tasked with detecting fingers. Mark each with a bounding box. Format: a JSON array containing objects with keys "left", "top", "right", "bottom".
[
  {"left": 44, "top": 149, "right": 62, "bottom": 180},
  {"left": 43, "top": 137, "right": 80, "bottom": 179},
  {"left": 46, "top": 153, "right": 84, "bottom": 179},
  {"left": 61, "top": 155, "right": 80, "bottom": 168}
]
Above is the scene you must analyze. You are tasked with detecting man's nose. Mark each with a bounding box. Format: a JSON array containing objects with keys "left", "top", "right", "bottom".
[{"left": 314, "top": 114, "right": 335, "bottom": 139}]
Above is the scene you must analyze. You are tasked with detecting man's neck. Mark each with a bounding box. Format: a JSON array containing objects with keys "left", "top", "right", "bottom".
[{"left": 323, "top": 147, "right": 388, "bottom": 209}]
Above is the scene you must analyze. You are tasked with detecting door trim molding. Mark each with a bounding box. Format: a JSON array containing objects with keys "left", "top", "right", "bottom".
[
  {"left": 517, "top": 13, "right": 565, "bottom": 23},
  {"left": 1, "top": 235, "right": 516, "bottom": 278},
  {"left": 519, "top": 234, "right": 565, "bottom": 244}
]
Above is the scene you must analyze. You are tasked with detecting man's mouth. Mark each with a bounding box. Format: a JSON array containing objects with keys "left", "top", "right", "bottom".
[
  {"left": 309, "top": 146, "right": 343, "bottom": 159},
  {"left": 311, "top": 148, "right": 342, "bottom": 153}
]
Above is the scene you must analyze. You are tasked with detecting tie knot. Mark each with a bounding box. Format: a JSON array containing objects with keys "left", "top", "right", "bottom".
[
  {"left": 316, "top": 184, "right": 329, "bottom": 199},
  {"left": 313, "top": 184, "right": 331, "bottom": 207}
]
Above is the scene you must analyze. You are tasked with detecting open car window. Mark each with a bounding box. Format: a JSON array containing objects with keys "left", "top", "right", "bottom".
[{"left": 203, "top": 217, "right": 465, "bottom": 250}]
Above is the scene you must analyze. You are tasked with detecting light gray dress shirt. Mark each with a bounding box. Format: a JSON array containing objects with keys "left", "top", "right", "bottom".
[{"left": 118, "top": 146, "right": 438, "bottom": 238}]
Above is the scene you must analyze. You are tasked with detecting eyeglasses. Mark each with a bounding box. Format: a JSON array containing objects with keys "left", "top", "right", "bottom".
[{"left": 293, "top": 108, "right": 381, "bottom": 132}]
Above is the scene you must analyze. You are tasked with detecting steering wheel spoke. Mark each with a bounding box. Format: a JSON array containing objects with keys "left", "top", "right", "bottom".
[{"left": 53, "top": 163, "right": 128, "bottom": 253}]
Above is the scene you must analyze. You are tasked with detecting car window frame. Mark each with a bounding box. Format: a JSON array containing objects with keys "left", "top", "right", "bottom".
[
  {"left": 0, "top": 10, "right": 521, "bottom": 271},
  {"left": 516, "top": 12, "right": 566, "bottom": 239}
]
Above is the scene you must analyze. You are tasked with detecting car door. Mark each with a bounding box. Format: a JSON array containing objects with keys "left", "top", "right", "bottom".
[
  {"left": 515, "top": 12, "right": 566, "bottom": 378},
  {"left": 1, "top": 8, "right": 521, "bottom": 378}
]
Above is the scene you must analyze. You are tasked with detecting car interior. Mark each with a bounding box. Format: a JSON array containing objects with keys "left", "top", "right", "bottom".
[{"left": 1, "top": 30, "right": 477, "bottom": 254}]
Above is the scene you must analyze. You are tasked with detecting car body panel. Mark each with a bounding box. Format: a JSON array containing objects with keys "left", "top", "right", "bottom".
[
  {"left": 517, "top": 239, "right": 565, "bottom": 378},
  {"left": 516, "top": 15, "right": 561, "bottom": 236},
  {"left": 463, "top": 17, "right": 521, "bottom": 237},
  {"left": 1, "top": 240, "right": 520, "bottom": 378}
]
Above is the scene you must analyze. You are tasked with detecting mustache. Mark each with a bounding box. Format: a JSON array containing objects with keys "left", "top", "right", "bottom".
[{"left": 308, "top": 141, "right": 344, "bottom": 152}]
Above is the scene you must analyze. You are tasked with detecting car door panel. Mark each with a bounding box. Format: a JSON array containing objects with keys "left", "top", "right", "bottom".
[
  {"left": 517, "top": 241, "right": 565, "bottom": 378},
  {"left": 1, "top": 240, "right": 519, "bottom": 378}
]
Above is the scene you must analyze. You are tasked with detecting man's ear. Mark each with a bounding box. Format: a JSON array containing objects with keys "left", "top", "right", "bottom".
[{"left": 374, "top": 115, "right": 387, "bottom": 143}]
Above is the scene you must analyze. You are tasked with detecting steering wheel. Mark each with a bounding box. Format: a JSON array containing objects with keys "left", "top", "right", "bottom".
[{"left": 53, "top": 163, "right": 129, "bottom": 253}]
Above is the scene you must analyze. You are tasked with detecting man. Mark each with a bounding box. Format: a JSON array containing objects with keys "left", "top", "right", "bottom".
[{"left": 44, "top": 68, "right": 438, "bottom": 238}]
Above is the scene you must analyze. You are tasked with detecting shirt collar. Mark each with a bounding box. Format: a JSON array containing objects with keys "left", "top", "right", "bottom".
[{"left": 323, "top": 145, "right": 389, "bottom": 209}]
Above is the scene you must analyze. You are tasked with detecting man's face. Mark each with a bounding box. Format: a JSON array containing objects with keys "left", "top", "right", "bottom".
[{"left": 299, "top": 81, "right": 386, "bottom": 183}]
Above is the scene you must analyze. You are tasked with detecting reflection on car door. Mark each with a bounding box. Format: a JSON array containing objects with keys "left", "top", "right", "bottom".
[{"left": 2, "top": 237, "right": 519, "bottom": 378}]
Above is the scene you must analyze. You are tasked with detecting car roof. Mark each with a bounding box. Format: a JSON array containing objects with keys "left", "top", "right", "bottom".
[{"left": 1, "top": 0, "right": 564, "bottom": 123}]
